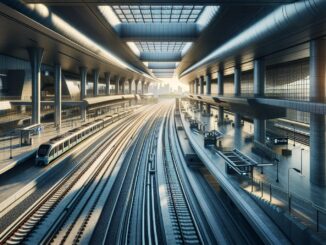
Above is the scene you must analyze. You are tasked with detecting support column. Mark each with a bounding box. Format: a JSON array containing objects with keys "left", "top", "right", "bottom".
[
  {"left": 234, "top": 67, "right": 242, "bottom": 127},
  {"left": 254, "top": 119, "right": 265, "bottom": 144},
  {"left": 217, "top": 70, "right": 224, "bottom": 124},
  {"left": 192, "top": 81, "right": 195, "bottom": 94},
  {"left": 218, "top": 106, "right": 224, "bottom": 125},
  {"left": 115, "top": 77, "right": 120, "bottom": 95},
  {"left": 253, "top": 59, "right": 266, "bottom": 144},
  {"left": 310, "top": 39, "right": 326, "bottom": 186},
  {"left": 129, "top": 79, "right": 132, "bottom": 94},
  {"left": 199, "top": 76, "right": 204, "bottom": 111},
  {"left": 194, "top": 79, "right": 198, "bottom": 94},
  {"left": 141, "top": 81, "right": 145, "bottom": 94},
  {"left": 205, "top": 74, "right": 211, "bottom": 95},
  {"left": 234, "top": 113, "right": 242, "bottom": 128},
  {"left": 28, "top": 47, "right": 44, "bottom": 125},
  {"left": 146, "top": 83, "right": 150, "bottom": 93},
  {"left": 254, "top": 59, "right": 265, "bottom": 97},
  {"left": 79, "top": 67, "right": 87, "bottom": 121},
  {"left": 234, "top": 66, "right": 241, "bottom": 96},
  {"left": 54, "top": 64, "right": 61, "bottom": 128},
  {"left": 200, "top": 76, "right": 204, "bottom": 94},
  {"left": 218, "top": 70, "right": 224, "bottom": 96},
  {"left": 105, "top": 72, "right": 110, "bottom": 95},
  {"left": 93, "top": 69, "right": 99, "bottom": 97},
  {"left": 80, "top": 67, "right": 87, "bottom": 100},
  {"left": 121, "top": 79, "right": 125, "bottom": 94},
  {"left": 205, "top": 74, "right": 211, "bottom": 114},
  {"left": 135, "top": 80, "right": 139, "bottom": 94}
]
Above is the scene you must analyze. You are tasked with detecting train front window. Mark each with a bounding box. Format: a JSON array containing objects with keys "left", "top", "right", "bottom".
[{"left": 38, "top": 145, "right": 50, "bottom": 157}]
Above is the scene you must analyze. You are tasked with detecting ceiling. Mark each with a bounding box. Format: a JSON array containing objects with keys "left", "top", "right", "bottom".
[{"left": 4, "top": 0, "right": 325, "bottom": 86}]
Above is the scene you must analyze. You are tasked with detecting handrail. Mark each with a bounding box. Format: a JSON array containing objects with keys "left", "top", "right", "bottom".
[{"left": 250, "top": 177, "right": 326, "bottom": 216}]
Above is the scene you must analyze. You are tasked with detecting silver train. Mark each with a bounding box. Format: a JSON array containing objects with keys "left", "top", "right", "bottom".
[{"left": 36, "top": 111, "right": 129, "bottom": 166}]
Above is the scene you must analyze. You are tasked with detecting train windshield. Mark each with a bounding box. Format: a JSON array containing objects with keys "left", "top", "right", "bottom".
[{"left": 38, "top": 145, "right": 50, "bottom": 157}]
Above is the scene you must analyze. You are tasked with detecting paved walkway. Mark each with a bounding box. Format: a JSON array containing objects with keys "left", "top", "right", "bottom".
[{"left": 181, "top": 101, "right": 326, "bottom": 236}]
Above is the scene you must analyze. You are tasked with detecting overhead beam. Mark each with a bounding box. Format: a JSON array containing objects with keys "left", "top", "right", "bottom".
[
  {"left": 119, "top": 23, "right": 198, "bottom": 42},
  {"left": 152, "top": 69, "right": 175, "bottom": 73},
  {"left": 155, "top": 74, "right": 175, "bottom": 78},
  {"left": 148, "top": 63, "right": 177, "bottom": 69},
  {"left": 140, "top": 52, "right": 181, "bottom": 62},
  {"left": 23, "top": 0, "right": 296, "bottom": 5}
]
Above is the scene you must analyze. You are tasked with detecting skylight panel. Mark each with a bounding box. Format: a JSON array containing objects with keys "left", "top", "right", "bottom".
[{"left": 110, "top": 5, "right": 207, "bottom": 24}]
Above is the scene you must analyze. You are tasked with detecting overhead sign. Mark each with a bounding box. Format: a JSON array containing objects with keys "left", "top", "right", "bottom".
[{"left": 273, "top": 137, "right": 288, "bottom": 145}]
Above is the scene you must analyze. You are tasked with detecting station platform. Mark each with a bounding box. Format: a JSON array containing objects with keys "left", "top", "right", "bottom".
[
  {"left": 181, "top": 101, "right": 326, "bottom": 239},
  {"left": 0, "top": 104, "right": 128, "bottom": 175}
]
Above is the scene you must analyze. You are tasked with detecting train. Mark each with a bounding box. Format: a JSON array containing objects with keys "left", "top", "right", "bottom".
[{"left": 36, "top": 110, "right": 130, "bottom": 166}]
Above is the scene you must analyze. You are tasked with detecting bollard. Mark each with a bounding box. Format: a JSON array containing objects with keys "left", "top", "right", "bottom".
[{"left": 269, "top": 184, "right": 272, "bottom": 202}]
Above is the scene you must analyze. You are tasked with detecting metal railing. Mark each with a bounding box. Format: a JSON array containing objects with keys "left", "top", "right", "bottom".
[{"left": 245, "top": 176, "right": 326, "bottom": 233}]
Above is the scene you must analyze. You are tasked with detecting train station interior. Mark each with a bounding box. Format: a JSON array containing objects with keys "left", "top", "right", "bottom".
[{"left": 0, "top": 0, "right": 325, "bottom": 244}]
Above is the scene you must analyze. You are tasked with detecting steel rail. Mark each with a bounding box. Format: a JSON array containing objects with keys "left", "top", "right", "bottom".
[{"left": 0, "top": 106, "right": 152, "bottom": 245}]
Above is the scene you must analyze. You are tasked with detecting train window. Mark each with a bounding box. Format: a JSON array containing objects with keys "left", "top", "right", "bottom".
[
  {"left": 64, "top": 141, "right": 68, "bottom": 147},
  {"left": 59, "top": 144, "right": 63, "bottom": 151},
  {"left": 38, "top": 145, "right": 50, "bottom": 157},
  {"left": 49, "top": 150, "right": 54, "bottom": 157}
]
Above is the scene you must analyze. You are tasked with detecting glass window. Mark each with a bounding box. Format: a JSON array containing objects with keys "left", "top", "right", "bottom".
[{"left": 38, "top": 144, "right": 50, "bottom": 157}]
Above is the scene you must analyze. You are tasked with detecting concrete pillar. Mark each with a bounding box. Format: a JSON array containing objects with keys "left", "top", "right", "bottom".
[
  {"left": 200, "top": 76, "right": 204, "bottom": 94},
  {"left": 146, "top": 82, "right": 150, "bottom": 93},
  {"left": 218, "top": 106, "right": 224, "bottom": 125},
  {"left": 115, "top": 77, "right": 120, "bottom": 95},
  {"left": 234, "top": 113, "right": 241, "bottom": 128},
  {"left": 205, "top": 74, "right": 211, "bottom": 95},
  {"left": 234, "top": 67, "right": 241, "bottom": 128},
  {"left": 105, "top": 72, "right": 110, "bottom": 95},
  {"left": 205, "top": 74, "right": 212, "bottom": 114},
  {"left": 254, "top": 59, "right": 265, "bottom": 97},
  {"left": 79, "top": 67, "right": 87, "bottom": 121},
  {"left": 218, "top": 70, "right": 224, "bottom": 96},
  {"left": 129, "top": 79, "right": 132, "bottom": 94},
  {"left": 234, "top": 66, "right": 241, "bottom": 96},
  {"left": 79, "top": 66, "right": 87, "bottom": 100},
  {"left": 194, "top": 79, "right": 198, "bottom": 94},
  {"left": 135, "top": 80, "right": 139, "bottom": 94},
  {"left": 254, "top": 119, "right": 265, "bottom": 144},
  {"left": 28, "top": 47, "right": 43, "bottom": 125},
  {"left": 141, "top": 81, "right": 145, "bottom": 94},
  {"left": 199, "top": 76, "right": 204, "bottom": 111},
  {"left": 253, "top": 59, "right": 266, "bottom": 144},
  {"left": 121, "top": 79, "right": 125, "bottom": 94},
  {"left": 54, "top": 64, "right": 61, "bottom": 128},
  {"left": 93, "top": 69, "right": 99, "bottom": 97},
  {"left": 192, "top": 81, "right": 195, "bottom": 94},
  {"left": 309, "top": 38, "right": 326, "bottom": 186}
]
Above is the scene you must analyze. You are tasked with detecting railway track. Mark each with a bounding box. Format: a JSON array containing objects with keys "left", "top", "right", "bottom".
[
  {"left": 91, "top": 104, "right": 167, "bottom": 245},
  {"left": 162, "top": 107, "right": 203, "bottom": 245},
  {"left": 0, "top": 105, "right": 158, "bottom": 245}
]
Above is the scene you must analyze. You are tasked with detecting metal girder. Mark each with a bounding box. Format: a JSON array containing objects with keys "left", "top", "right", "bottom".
[
  {"left": 119, "top": 23, "right": 198, "bottom": 41},
  {"left": 154, "top": 73, "right": 175, "bottom": 78},
  {"left": 23, "top": 0, "right": 296, "bottom": 5},
  {"left": 151, "top": 69, "right": 175, "bottom": 73},
  {"left": 148, "top": 62, "right": 177, "bottom": 69},
  {"left": 140, "top": 52, "right": 181, "bottom": 62}
]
